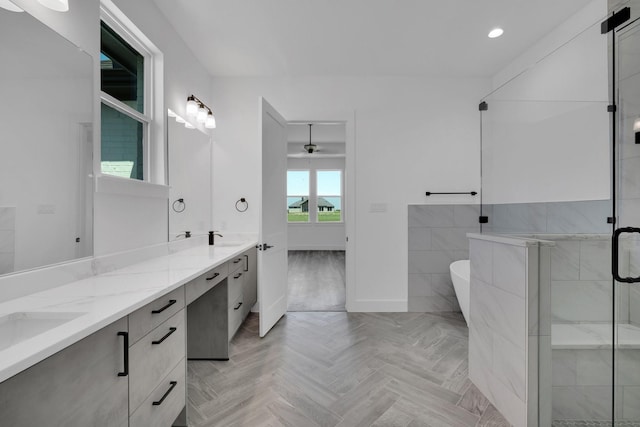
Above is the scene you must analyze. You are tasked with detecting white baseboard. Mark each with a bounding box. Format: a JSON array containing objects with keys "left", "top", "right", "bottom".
[
  {"left": 288, "top": 245, "right": 345, "bottom": 251},
  {"left": 346, "top": 299, "right": 407, "bottom": 312}
]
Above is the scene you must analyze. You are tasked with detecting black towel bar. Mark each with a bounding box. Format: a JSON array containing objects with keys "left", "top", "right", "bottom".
[{"left": 425, "top": 191, "right": 477, "bottom": 196}]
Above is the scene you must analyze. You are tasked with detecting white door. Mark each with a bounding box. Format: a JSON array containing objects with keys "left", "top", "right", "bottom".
[{"left": 258, "top": 97, "right": 288, "bottom": 337}]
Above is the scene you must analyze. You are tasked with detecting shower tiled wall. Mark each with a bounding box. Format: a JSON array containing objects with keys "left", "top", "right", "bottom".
[
  {"left": 0, "top": 207, "right": 15, "bottom": 275},
  {"left": 482, "top": 200, "right": 611, "bottom": 234},
  {"left": 546, "top": 236, "right": 622, "bottom": 324},
  {"left": 407, "top": 204, "right": 479, "bottom": 312}
]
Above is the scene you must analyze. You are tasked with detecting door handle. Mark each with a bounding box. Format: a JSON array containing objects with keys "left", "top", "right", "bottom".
[
  {"left": 260, "top": 243, "right": 274, "bottom": 251},
  {"left": 613, "top": 227, "right": 640, "bottom": 283}
]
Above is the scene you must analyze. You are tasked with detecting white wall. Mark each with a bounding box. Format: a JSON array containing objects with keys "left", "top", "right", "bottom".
[
  {"left": 287, "top": 157, "right": 346, "bottom": 250},
  {"left": 483, "top": 0, "right": 610, "bottom": 205},
  {"left": 211, "top": 76, "right": 489, "bottom": 311}
]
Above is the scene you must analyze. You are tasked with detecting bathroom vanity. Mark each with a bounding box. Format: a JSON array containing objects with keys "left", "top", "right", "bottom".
[{"left": 0, "top": 242, "right": 257, "bottom": 426}]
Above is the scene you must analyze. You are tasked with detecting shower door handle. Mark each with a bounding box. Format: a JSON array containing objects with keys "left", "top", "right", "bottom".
[{"left": 613, "top": 227, "right": 640, "bottom": 283}]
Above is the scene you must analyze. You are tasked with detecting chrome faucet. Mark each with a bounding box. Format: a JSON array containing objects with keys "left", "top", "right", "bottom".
[{"left": 209, "top": 231, "right": 223, "bottom": 245}]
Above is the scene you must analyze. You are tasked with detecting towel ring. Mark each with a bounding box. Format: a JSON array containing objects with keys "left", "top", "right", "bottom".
[
  {"left": 235, "top": 198, "right": 248, "bottom": 212},
  {"left": 172, "top": 198, "right": 186, "bottom": 213}
]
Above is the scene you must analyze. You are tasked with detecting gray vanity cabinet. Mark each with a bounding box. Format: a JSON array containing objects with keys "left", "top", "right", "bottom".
[
  {"left": 128, "top": 288, "right": 187, "bottom": 427},
  {"left": 242, "top": 247, "right": 258, "bottom": 319},
  {"left": 0, "top": 317, "right": 129, "bottom": 427}
]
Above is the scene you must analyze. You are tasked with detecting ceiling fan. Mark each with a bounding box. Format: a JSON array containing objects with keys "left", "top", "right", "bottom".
[{"left": 303, "top": 123, "right": 319, "bottom": 154}]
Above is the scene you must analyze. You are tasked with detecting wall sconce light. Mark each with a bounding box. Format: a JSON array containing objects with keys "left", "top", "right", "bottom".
[
  {"left": 0, "top": 0, "right": 23, "bottom": 12},
  {"left": 634, "top": 117, "right": 640, "bottom": 144},
  {"left": 37, "top": 0, "right": 69, "bottom": 12},
  {"left": 186, "top": 94, "right": 216, "bottom": 129}
]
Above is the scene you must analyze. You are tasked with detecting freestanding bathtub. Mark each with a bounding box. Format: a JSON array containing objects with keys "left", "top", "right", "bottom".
[{"left": 449, "top": 260, "right": 470, "bottom": 325}]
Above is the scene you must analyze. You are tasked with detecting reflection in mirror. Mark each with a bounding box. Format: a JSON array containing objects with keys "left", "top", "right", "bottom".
[
  {"left": 168, "top": 110, "right": 212, "bottom": 240},
  {"left": 0, "top": 7, "right": 94, "bottom": 275}
]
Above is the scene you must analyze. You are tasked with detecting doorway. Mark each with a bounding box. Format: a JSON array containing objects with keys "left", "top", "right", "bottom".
[{"left": 286, "top": 122, "right": 346, "bottom": 312}]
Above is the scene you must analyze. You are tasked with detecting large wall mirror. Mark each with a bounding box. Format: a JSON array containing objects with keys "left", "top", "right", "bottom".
[
  {"left": 167, "top": 111, "right": 212, "bottom": 240},
  {"left": 0, "top": 5, "right": 94, "bottom": 276}
]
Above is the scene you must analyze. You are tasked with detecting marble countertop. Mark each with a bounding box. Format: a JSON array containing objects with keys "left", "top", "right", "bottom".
[{"left": 0, "top": 241, "right": 257, "bottom": 383}]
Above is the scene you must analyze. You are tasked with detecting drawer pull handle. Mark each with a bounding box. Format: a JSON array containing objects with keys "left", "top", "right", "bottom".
[
  {"left": 233, "top": 273, "right": 242, "bottom": 279},
  {"left": 206, "top": 272, "right": 220, "bottom": 281},
  {"left": 244, "top": 254, "right": 249, "bottom": 272},
  {"left": 234, "top": 302, "right": 243, "bottom": 310},
  {"left": 152, "top": 381, "right": 177, "bottom": 406},
  {"left": 117, "top": 331, "right": 128, "bottom": 377},
  {"left": 152, "top": 299, "right": 177, "bottom": 314},
  {"left": 152, "top": 327, "right": 177, "bottom": 345},
  {"left": 233, "top": 258, "right": 242, "bottom": 264}
]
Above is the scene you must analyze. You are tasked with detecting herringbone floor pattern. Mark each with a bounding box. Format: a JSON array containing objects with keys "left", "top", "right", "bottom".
[{"left": 187, "top": 312, "right": 511, "bottom": 427}]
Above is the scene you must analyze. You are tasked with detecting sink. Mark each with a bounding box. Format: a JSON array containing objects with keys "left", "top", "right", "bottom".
[{"left": 0, "top": 311, "right": 86, "bottom": 351}]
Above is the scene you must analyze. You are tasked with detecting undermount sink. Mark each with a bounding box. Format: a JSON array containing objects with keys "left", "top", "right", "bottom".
[{"left": 0, "top": 311, "right": 86, "bottom": 351}]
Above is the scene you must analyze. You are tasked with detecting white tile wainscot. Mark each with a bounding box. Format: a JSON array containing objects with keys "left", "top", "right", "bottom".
[{"left": 468, "top": 233, "right": 548, "bottom": 427}]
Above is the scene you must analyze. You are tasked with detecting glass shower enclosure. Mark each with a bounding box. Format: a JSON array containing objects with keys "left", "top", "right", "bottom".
[{"left": 479, "top": 1, "right": 640, "bottom": 424}]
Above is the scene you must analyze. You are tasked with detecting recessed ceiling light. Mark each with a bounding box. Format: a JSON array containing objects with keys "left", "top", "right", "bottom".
[{"left": 488, "top": 28, "right": 504, "bottom": 38}]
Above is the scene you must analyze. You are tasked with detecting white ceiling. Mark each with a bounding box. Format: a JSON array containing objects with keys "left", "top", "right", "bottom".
[{"left": 153, "top": 0, "right": 593, "bottom": 78}]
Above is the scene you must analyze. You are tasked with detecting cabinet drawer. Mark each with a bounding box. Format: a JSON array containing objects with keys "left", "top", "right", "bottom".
[
  {"left": 129, "top": 310, "right": 185, "bottom": 414},
  {"left": 129, "top": 287, "right": 185, "bottom": 344},
  {"left": 229, "top": 255, "right": 244, "bottom": 273},
  {"left": 228, "top": 293, "right": 244, "bottom": 338},
  {"left": 129, "top": 359, "right": 185, "bottom": 427},
  {"left": 185, "top": 263, "right": 228, "bottom": 305},
  {"left": 228, "top": 270, "right": 244, "bottom": 305}
]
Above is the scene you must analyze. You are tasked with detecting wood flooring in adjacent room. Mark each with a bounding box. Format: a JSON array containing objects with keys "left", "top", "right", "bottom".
[
  {"left": 187, "top": 312, "right": 511, "bottom": 427},
  {"left": 287, "top": 250, "right": 346, "bottom": 312}
]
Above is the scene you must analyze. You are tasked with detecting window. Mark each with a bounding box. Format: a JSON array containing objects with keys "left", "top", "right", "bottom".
[
  {"left": 317, "top": 170, "right": 342, "bottom": 222},
  {"left": 100, "top": 20, "right": 150, "bottom": 180},
  {"left": 287, "top": 169, "right": 343, "bottom": 223},
  {"left": 287, "top": 171, "right": 310, "bottom": 222}
]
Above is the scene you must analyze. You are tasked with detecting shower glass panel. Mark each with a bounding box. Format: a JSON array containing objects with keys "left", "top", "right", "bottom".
[
  {"left": 614, "top": 3, "right": 640, "bottom": 423},
  {"left": 480, "top": 18, "right": 613, "bottom": 426}
]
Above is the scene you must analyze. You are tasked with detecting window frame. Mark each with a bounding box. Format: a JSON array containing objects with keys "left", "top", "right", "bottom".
[{"left": 99, "top": 8, "right": 153, "bottom": 182}]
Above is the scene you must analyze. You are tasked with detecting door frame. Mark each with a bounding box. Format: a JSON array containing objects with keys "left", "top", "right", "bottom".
[{"left": 286, "top": 112, "right": 356, "bottom": 311}]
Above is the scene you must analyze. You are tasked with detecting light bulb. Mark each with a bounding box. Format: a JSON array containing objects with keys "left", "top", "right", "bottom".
[
  {"left": 205, "top": 112, "right": 216, "bottom": 129},
  {"left": 0, "top": 0, "right": 24, "bottom": 12},
  {"left": 37, "top": 0, "right": 68, "bottom": 12},
  {"left": 196, "top": 105, "right": 207, "bottom": 123},
  {"left": 185, "top": 122, "right": 195, "bottom": 129},
  {"left": 186, "top": 96, "right": 198, "bottom": 116},
  {"left": 488, "top": 28, "right": 504, "bottom": 38}
]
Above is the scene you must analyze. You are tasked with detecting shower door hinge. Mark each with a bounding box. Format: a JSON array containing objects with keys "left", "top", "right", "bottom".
[
  {"left": 608, "top": 217, "right": 616, "bottom": 224},
  {"left": 479, "top": 216, "right": 489, "bottom": 224},
  {"left": 608, "top": 105, "right": 617, "bottom": 113},
  {"left": 601, "top": 7, "right": 631, "bottom": 34},
  {"left": 479, "top": 102, "right": 488, "bottom": 111}
]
